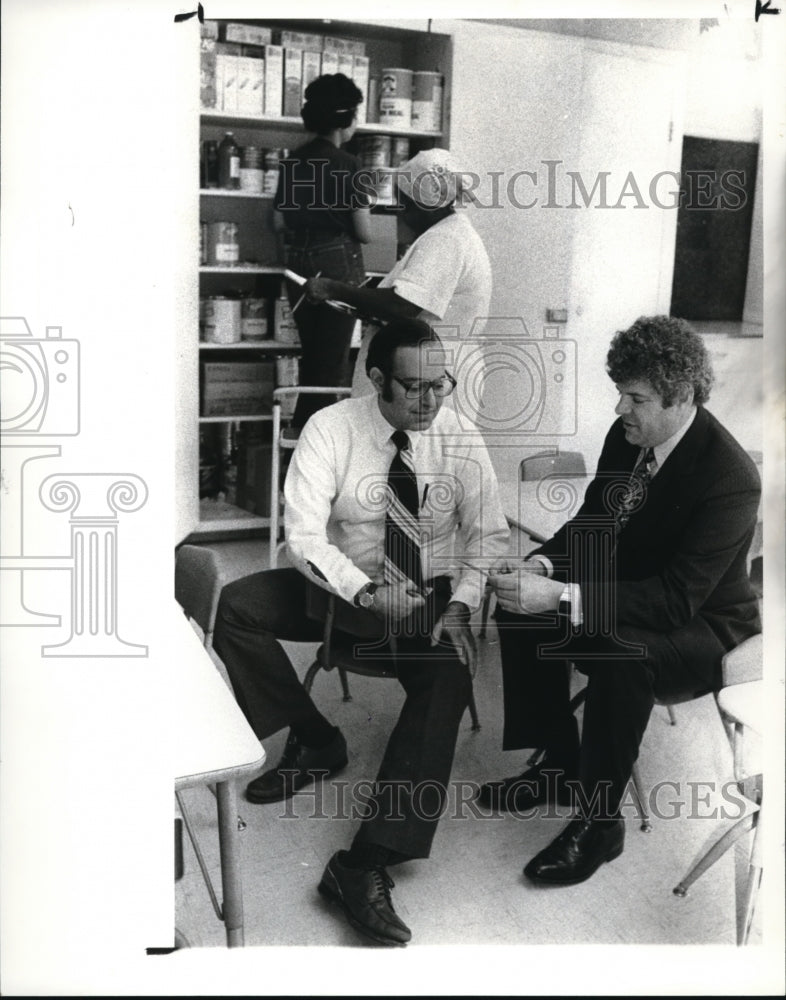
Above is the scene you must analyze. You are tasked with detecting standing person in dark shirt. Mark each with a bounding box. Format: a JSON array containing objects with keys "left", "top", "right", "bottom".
[{"left": 275, "top": 73, "right": 371, "bottom": 430}]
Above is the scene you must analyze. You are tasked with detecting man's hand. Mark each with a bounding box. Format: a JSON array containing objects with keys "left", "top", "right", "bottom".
[
  {"left": 488, "top": 565, "right": 564, "bottom": 615},
  {"left": 304, "top": 276, "right": 339, "bottom": 304},
  {"left": 373, "top": 582, "right": 427, "bottom": 622},
  {"left": 431, "top": 600, "right": 477, "bottom": 676}
]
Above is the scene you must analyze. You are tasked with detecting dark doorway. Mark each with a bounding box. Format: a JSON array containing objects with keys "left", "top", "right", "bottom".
[{"left": 670, "top": 136, "right": 758, "bottom": 321}]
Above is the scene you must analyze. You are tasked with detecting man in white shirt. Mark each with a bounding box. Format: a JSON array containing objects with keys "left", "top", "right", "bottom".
[
  {"left": 213, "top": 319, "right": 508, "bottom": 946},
  {"left": 301, "top": 148, "right": 493, "bottom": 410},
  {"left": 482, "top": 316, "right": 761, "bottom": 887}
]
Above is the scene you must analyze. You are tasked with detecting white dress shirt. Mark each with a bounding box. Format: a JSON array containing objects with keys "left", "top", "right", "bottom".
[{"left": 285, "top": 393, "right": 510, "bottom": 609}]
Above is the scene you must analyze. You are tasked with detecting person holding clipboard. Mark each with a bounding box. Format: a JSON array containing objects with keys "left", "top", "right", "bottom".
[{"left": 274, "top": 73, "right": 371, "bottom": 431}]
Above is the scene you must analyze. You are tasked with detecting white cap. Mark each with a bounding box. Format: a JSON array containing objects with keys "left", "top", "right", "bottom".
[{"left": 395, "top": 148, "right": 465, "bottom": 209}]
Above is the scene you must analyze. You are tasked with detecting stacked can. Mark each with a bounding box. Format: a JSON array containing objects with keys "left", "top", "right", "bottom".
[
  {"left": 411, "top": 72, "right": 444, "bottom": 132},
  {"left": 204, "top": 296, "right": 242, "bottom": 343},
  {"left": 240, "top": 146, "right": 264, "bottom": 194},
  {"left": 206, "top": 221, "right": 239, "bottom": 266},
  {"left": 379, "top": 68, "right": 413, "bottom": 128}
]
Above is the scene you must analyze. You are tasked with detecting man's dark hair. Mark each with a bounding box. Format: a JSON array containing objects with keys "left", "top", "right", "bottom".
[
  {"left": 301, "top": 73, "right": 363, "bottom": 133},
  {"left": 366, "top": 320, "right": 443, "bottom": 401},
  {"left": 606, "top": 315, "right": 714, "bottom": 407}
]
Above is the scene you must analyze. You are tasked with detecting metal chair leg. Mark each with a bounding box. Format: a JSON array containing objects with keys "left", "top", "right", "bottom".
[
  {"left": 672, "top": 811, "right": 757, "bottom": 897},
  {"left": 468, "top": 683, "right": 481, "bottom": 732},
  {"left": 666, "top": 704, "right": 678, "bottom": 726},
  {"left": 337, "top": 667, "right": 353, "bottom": 702},
  {"left": 740, "top": 804, "right": 763, "bottom": 945},
  {"left": 630, "top": 761, "right": 651, "bottom": 832}
]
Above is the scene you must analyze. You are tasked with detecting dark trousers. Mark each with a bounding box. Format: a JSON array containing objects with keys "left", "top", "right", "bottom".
[
  {"left": 284, "top": 236, "right": 365, "bottom": 429},
  {"left": 494, "top": 607, "right": 726, "bottom": 817},
  {"left": 213, "top": 568, "right": 471, "bottom": 860}
]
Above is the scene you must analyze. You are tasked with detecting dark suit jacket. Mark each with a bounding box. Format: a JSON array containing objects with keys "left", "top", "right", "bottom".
[{"left": 533, "top": 406, "right": 761, "bottom": 653}]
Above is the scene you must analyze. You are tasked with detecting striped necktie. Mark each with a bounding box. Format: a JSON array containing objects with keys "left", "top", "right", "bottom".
[
  {"left": 614, "top": 447, "right": 656, "bottom": 536},
  {"left": 383, "top": 430, "right": 424, "bottom": 591}
]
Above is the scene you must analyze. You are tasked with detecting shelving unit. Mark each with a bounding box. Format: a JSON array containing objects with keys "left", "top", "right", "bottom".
[{"left": 189, "top": 17, "right": 452, "bottom": 541}]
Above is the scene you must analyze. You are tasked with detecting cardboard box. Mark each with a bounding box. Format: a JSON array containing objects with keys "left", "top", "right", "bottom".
[
  {"left": 218, "top": 53, "right": 239, "bottom": 112},
  {"left": 200, "top": 37, "right": 217, "bottom": 110},
  {"left": 301, "top": 50, "right": 322, "bottom": 101},
  {"left": 223, "top": 22, "right": 273, "bottom": 46},
  {"left": 263, "top": 45, "right": 283, "bottom": 116},
  {"left": 202, "top": 360, "right": 275, "bottom": 383},
  {"left": 237, "top": 55, "right": 264, "bottom": 115},
  {"left": 320, "top": 50, "right": 339, "bottom": 76},
  {"left": 352, "top": 55, "right": 369, "bottom": 124},
  {"left": 337, "top": 53, "right": 354, "bottom": 80},
  {"left": 236, "top": 431, "right": 274, "bottom": 516},
  {"left": 201, "top": 19, "right": 219, "bottom": 40},
  {"left": 276, "top": 29, "right": 324, "bottom": 51},
  {"left": 282, "top": 48, "right": 303, "bottom": 117},
  {"left": 323, "top": 36, "right": 366, "bottom": 56}
]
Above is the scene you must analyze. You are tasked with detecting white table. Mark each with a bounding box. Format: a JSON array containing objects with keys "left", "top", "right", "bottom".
[{"left": 170, "top": 612, "right": 266, "bottom": 947}]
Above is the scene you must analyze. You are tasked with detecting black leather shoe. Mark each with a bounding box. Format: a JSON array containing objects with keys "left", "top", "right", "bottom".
[
  {"left": 318, "top": 851, "right": 412, "bottom": 947},
  {"left": 477, "top": 762, "right": 576, "bottom": 812},
  {"left": 245, "top": 729, "right": 348, "bottom": 804},
  {"left": 524, "top": 817, "right": 625, "bottom": 885}
]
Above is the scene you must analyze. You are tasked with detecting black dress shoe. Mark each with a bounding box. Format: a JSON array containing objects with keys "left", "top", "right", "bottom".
[
  {"left": 524, "top": 817, "right": 625, "bottom": 885},
  {"left": 477, "top": 761, "right": 576, "bottom": 812},
  {"left": 318, "top": 851, "right": 412, "bottom": 947},
  {"left": 245, "top": 729, "right": 348, "bottom": 804}
]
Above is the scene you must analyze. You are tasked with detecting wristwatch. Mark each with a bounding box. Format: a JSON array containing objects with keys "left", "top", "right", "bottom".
[{"left": 353, "top": 582, "right": 378, "bottom": 609}]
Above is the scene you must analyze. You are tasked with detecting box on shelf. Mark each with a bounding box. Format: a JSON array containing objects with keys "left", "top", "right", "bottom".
[
  {"left": 237, "top": 55, "right": 264, "bottom": 115},
  {"left": 320, "top": 49, "right": 339, "bottom": 76},
  {"left": 323, "top": 36, "right": 366, "bottom": 56},
  {"left": 283, "top": 48, "right": 303, "bottom": 117},
  {"left": 352, "top": 55, "right": 369, "bottom": 125},
  {"left": 275, "top": 356, "right": 300, "bottom": 420},
  {"left": 223, "top": 22, "right": 273, "bottom": 46},
  {"left": 201, "top": 361, "right": 275, "bottom": 416},
  {"left": 301, "top": 50, "right": 322, "bottom": 101},
  {"left": 201, "top": 19, "right": 220, "bottom": 40},
  {"left": 337, "top": 52, "right": 354, "bottom": 80},
  {"left": 218, "top": 53, "right": 239, "bottom": 112},
  {"left": 275, "top": 29, "right": 324, "bottom": 51},
  {"left": 200, "top": 37, "right": 217, "bottom": 110},
  {"left": 263, "top": 45, "right": 284, "bottom": 116},
  {"left": 274, "top": 297, "right": 300, "bottom": 345},
  {"left": 236, "top": 426, "right": 273, "bottom": 517}
]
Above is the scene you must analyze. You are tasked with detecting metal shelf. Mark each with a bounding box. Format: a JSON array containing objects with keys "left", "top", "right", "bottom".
[
  {"left": 200, "top": 188, "right": 274, "bottom": 199},
  {"left": 199, "top": 265, "right": 284, "bottom": 275},
  {"left": 199, "top": 414, "right": 274, "bottom": 423},
  {"left": 200, "top": 109, "right": 442, "bottom": 139},
  {"left": 199, "top": 341, "right": 300, "bottom": 351}
]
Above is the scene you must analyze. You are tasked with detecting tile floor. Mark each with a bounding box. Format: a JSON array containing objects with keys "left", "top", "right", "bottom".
[{"left": 173, "top": 541, "right": 763, "bottom": 952}]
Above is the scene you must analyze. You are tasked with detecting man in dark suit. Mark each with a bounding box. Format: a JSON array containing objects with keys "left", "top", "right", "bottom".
[{"left": 483, "top": 315, "right": 761, "bottom": 885}]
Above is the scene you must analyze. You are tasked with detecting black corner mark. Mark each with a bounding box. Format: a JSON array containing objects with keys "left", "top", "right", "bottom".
[
  {"left": 174, "top": 2, "right": 204, "bottom": 24},
  {"left": 755, "top": 0, "right": 781, "bottom": 19}
]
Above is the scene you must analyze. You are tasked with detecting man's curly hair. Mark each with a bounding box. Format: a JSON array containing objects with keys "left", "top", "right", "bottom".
[{"left": 606, "top": 315, "right": 713, "bottom": 407}]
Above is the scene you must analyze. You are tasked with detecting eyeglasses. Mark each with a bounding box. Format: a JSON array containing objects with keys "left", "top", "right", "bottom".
[{"left": 392, "top": 372, "right": 457, "bottom": 399}]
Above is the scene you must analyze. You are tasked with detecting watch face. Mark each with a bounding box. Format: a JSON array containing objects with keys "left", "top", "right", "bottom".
[{"left": 359, "top": 592, "right": 374, "bottom": 608}]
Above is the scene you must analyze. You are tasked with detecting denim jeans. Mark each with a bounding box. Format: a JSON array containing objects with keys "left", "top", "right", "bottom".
[{"left": 285, "top": 235, "right": 365, "bottom": 428}]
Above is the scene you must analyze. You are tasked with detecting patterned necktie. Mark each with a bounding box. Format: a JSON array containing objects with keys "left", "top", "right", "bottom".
[
  {"left": 614, "top": 447, "right": 656, "bottom": 536},
  {"left": 383, "top": 430, "right": 423, "bottom": 591}
]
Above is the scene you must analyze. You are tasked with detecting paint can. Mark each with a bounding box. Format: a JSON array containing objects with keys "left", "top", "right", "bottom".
[
  {"left": 204, "top": 296, "right": 242, "bottom": 343},
  {"left": 411, "top": 71, "right": 443, "bottom": 132},
  {"left": 206, "top": 221, "right": 239, "bottom": 266},
  {"left": 379, "top": 68, "right": 413, "bottom": 128}
]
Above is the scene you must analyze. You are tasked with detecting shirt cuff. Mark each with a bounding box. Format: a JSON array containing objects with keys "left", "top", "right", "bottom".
[
  {"left": 530, "top": 554, "right": 554, "bottom": 578},
  {"left": 560, "top": 583, "right": 583, "bottom": 627}
]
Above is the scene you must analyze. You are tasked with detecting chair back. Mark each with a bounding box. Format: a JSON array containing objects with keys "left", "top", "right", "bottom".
[
  {"left": 721, "top": 633, "right": 763, "bottom": 688},
  {"left": 520, "top": 450, "right": 586, "bottom": 481},
  {"left": 175, "top": 544, "right": 224, "bottom": 644}
]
